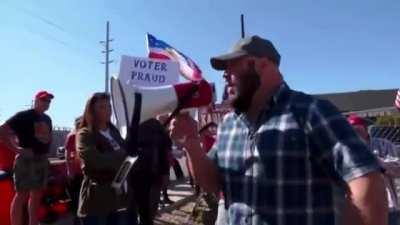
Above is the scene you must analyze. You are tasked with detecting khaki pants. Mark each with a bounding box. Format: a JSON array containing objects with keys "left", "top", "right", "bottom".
[{"left": 13, "top": 154, "right": 49, "bottom": 192}]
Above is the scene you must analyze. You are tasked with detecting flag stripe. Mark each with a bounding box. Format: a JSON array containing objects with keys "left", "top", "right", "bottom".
[
  {"left": 146, "top": 33, "right": 203, "bottom": 81},
  {"left": 395, "top": 89, "right": 400, "bottom": 110},
  {"left": 148, "top": 52, "right": 171, "bottom": 60}
]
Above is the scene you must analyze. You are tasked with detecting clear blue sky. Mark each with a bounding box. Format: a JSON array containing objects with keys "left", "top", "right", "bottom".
[{"left": 1, "top": 0, "right": 399, "bottom": 127}]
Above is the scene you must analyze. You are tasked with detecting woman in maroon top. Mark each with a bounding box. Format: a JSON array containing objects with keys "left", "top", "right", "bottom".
[{"left": 64, "top": 116, "right": 82, "bottom": 225}]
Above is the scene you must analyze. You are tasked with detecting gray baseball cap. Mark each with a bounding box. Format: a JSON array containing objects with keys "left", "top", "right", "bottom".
[{"left": 210, "top": 35, "right": 281, "bottom": 70}]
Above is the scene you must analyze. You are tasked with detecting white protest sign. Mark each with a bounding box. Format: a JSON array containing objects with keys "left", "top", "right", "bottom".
[{"left": 119, "top": 55, "right": 179, "bottom": 87}]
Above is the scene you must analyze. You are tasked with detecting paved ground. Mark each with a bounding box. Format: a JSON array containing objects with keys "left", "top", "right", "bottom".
[
  {"left": 163, "top": 179, "right": 194, "bottom": 203},
  {"left": 154, "top": 179, "right": 197, "bottom": 225},
  {"left": 154, "top": 198, "right": 197, "bottom": 225}
]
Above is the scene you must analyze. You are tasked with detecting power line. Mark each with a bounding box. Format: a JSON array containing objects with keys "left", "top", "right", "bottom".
[{"left": 7, "top": 3, "right": 126, "bottom": 89}]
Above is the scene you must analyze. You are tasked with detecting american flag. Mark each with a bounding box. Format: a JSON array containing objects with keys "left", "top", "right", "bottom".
[
  {"left": 146, "top": 33, "right": 203, "bottom": 81},
  {"left": 395, "top": 89, "right": 400, "bottom": 110}
]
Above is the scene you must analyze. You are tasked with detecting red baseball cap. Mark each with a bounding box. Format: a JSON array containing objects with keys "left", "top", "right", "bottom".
[
  {"left": 35, "top": 90, "right": 54, "bottom": 100},
  {"left": 347, "top": 114, "right": 366, "bottom": 127}
]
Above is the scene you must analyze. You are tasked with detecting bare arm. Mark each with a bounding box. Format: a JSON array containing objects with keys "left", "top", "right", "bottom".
[
  {"left": 304, "top": 100, "right": 388, "bottom": 224},
  {"left": 184, "top": 137, "right": 220, "bottom": 194},
  {"left": 0, "top": 123, "right": 24, "bottom": 154},
  {"left": 170, "top": 114, "right": 220, "bottom": 194},
  {"left": 344, "top": 171, "right": 388, "bottom": 225}
]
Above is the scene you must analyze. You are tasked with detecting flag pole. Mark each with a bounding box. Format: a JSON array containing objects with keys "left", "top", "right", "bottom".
[
  {"left": 241, "top": 14, "right": 245, "bottom": 38},
  {"left": 222, "top": 14, "right": 245, "bottom": 103}
]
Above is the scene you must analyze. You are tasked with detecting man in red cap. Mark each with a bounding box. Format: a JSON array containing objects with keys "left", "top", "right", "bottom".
[{"left": 0, "top": 90, "right": 54, "bottom": 225}]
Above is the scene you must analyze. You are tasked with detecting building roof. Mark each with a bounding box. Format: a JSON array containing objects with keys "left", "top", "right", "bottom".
[
  {"left": 315, "top": 89, "right": 398, "bottom": 113},
  {"left": 213, "top": 88, "right": 399, "bottom": 119}
]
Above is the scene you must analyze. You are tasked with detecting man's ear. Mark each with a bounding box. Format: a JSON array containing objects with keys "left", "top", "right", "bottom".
[
  {"left": 259, "top": 57, "right": 279, "bottom": 73},
  {"left": 261, "top": 57, "right": 272, "bottom": 68},
  {"left": 252, "top": 57, "right": 267, "bottom": 74}
]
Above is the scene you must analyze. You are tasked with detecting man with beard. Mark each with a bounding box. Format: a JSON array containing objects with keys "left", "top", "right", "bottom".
[{"left": 170, "top": 36, "right": 388, "bottom": 225}]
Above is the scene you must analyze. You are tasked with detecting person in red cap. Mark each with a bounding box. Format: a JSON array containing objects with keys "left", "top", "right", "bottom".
[
  {"left": 347, "top": 114, "right": 369, "bottom": 141},
  {"left": 0, "top": 90, "right": 54, "bottom": 225},
  {"left": 347, "top": 114, "right": 400, "bottom": 224}
]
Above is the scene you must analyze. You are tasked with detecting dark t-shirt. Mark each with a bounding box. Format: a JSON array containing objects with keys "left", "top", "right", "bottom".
[
  {"left": 131, "top": 119, "right": 171, "bottom": 178},
  {"left": 7, "top": 109, "right": 52, "bottom": 155}
]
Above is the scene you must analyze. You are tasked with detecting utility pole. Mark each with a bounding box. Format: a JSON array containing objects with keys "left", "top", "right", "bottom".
[{"left": 100, "top": 21, "right": 114, "bottom": 93}]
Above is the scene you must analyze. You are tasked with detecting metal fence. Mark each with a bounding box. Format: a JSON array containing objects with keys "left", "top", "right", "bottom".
[{"left": 369, "top": 126, "right": 400, "bottom": 146}]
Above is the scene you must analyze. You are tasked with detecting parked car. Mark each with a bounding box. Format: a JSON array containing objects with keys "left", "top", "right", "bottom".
[{"left": 0, "top": 143, "right": 70, "bottom": 225}]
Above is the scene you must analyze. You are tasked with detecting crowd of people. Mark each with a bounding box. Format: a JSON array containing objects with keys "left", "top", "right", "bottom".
[
  {"left": 0, "top": 90, "right": 216, "bottom": 225},
  {"left": 0, "top": 35, "right": 399, "bottom": 225}
]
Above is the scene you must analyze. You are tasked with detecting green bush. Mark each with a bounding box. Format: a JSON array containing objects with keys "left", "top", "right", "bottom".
[
  {"left": 375, "top": 115, "right": 400, "bottom": 126},
  {"left": 395, "top": 116, "right": 400, "bottom": 126}
]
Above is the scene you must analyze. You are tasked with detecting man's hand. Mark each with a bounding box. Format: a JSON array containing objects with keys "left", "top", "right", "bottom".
[
  {"left": 170, "top": 113, "right": 200, "bottom": 150},
  {"left": 170, "top": 113, "right": 220, "bottom": 193}
]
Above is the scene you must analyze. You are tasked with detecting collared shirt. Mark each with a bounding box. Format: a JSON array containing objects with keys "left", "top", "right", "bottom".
[{"left": 208, "top": 82, "right": 381, "bottom": 225}]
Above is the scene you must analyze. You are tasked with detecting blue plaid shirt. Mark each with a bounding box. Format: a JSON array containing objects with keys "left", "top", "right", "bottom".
[{"left": 208, "top": 82, "right": 381, "bottom": 225}]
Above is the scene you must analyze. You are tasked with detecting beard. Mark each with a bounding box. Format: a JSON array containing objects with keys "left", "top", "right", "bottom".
[{"left": 231, "top": 64, "right": 261, "bottom": 113}]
